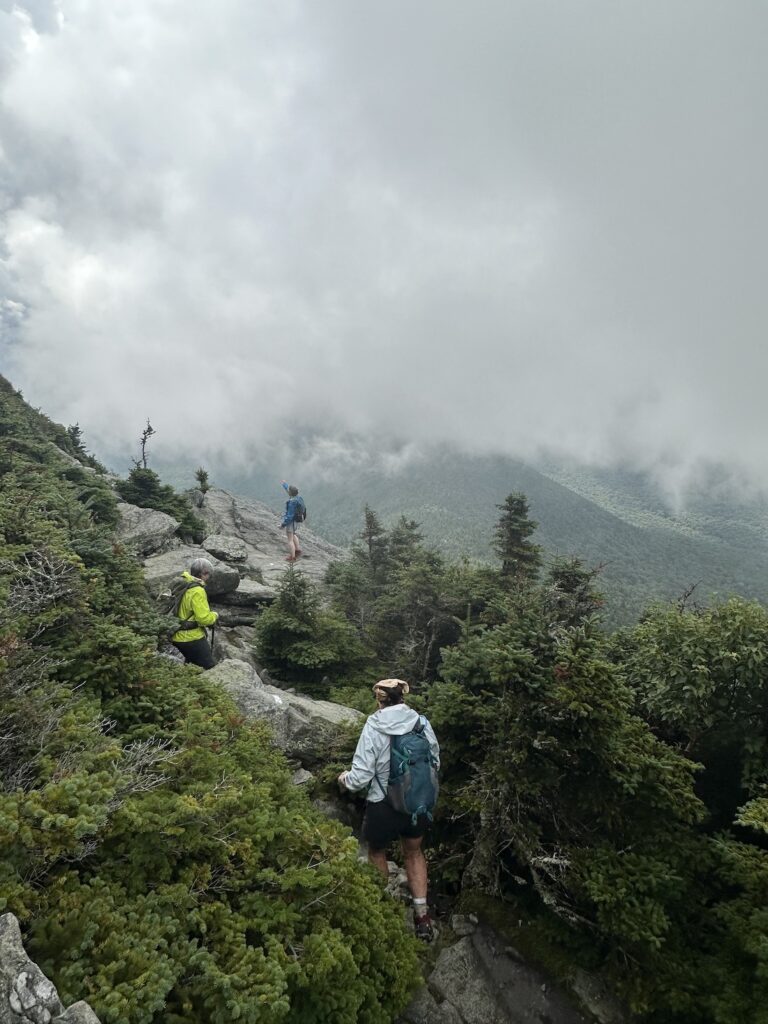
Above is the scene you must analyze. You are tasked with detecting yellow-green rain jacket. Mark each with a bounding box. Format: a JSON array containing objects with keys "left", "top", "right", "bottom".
[{"left": 172, "top": 571, "right": 218, "bottom": 642}]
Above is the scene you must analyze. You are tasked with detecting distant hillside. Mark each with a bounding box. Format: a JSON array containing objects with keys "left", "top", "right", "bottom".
[{"left": 211, "top": 447, "right": 768, "bottom": 626}]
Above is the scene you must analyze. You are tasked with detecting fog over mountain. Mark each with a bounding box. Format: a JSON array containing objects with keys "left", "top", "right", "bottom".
[{"left": 0, "top": 1, "right": 766, "bottom": 491}]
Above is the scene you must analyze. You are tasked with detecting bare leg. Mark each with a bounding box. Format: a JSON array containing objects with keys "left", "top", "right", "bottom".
[
  {"left": 285, "top": 529, "right": 299, "bottom": 559},
  {"left": 368, "top": 847, "right": 389, "bottom": 879},
  {"left": 401, "top": 837, "right": 427, "bottom": 901}
]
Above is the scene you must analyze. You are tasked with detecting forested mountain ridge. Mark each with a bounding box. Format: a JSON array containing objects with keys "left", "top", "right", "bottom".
[{"left": 215, "top": 446, "right": 768, "bottom": 625}]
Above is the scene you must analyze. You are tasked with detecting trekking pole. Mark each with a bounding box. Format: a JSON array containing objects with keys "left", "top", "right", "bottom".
[{"left": 210, "top": 623, "right": 216, "bottom": 657}]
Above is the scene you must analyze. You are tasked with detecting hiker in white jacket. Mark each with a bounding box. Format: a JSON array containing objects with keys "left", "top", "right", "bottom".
[{"left": 339, "top": 678, "right": 440, "bottom": 941}]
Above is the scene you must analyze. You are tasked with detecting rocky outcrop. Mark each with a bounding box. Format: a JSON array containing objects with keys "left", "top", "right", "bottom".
[
  {"left": 193, "top": 488, "right": 344, "bottom": 587},
  {"left": 136, "top": 489, "right": 344, "bottom": 651},
  {"left": 209, "top": 604, "right": 260, "bottom": 627},
  {"left": 402, "top": 920, "right": 592, "bottom": 1024},
  {"left": 570, "top": 972, "right": 626, "bottom": 1024},
  {"left": 115, "top": 502, "right": 179, "bottom": 557},
  {"left": 207, "top": 659, "right": 362, "bottom": 767},
  {"left": 202, "top": 534, "right": 248, "bottom": 563},
  {"left": 0, "top": 913, "right": 100, "bottom": 1023},
  {"left": 143, "top": 545, "right": 241, "bottom": 598},
  {"left": 212, "top": 625, "right": 260, "bottom": 668},
  {"left": 215, "top": 578, "right": 276, "bottom": 606},
  {"left": 209, "top": 581, "right": 277, "bottom": 632}
]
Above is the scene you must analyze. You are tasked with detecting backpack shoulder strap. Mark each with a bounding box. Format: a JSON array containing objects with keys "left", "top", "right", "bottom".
[{"left": 174, "top": 580, "right": 203, "bottom": 617}]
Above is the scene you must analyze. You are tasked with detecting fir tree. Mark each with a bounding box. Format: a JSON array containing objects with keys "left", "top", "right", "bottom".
[
  {"left": 255, "top": 570, "right": 365, "bottom": 694},
  {"left": 66, "top": 422, "right": 88, "bottom": 457},
  {"left": 493, "top": 492, "right": 542, "bottom": 583},
  {"left": 194, "top": 466, "right": 210, "bottom": 493},
  {"left": 117, "top": 467, "right": 204, "bottom": 543},
  {"left": 360, "top": 505, "right": 388, "bottom": 576},
  {"left": 132, "top": 419, "right": 155, "bottom": 469},
  {"left": 543, "top": 555, "right": 604, "bottom": 627}
]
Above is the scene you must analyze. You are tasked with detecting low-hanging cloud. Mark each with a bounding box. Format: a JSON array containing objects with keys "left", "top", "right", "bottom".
[{"left": 0, "top": 0, "right": 766, "bottom": 487}]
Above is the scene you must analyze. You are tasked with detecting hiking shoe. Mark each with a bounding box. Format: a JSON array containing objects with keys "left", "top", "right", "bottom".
[
  {"left": 294, "top": 549, "right": 303, "bottom": 558},
  {"left": 414, "top": 914, "right": 436, "bottom": 943},
  {"left": 285, "top": 555, "right": 296, "bottom": 562}
]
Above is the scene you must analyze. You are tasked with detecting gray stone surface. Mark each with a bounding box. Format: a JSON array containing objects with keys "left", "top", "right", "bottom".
[
  {"left": 202, "top": 533, "right": 248, "bottom": 563},
  {"left": 207, "top": 659, "right": 363, "bottom": 766},
  {"left": 400, "top": 985, "right": 463, "bottom": 1024},
  {"left": 407, "top": 925, "right": 591, "bottom": 1024},
  {"left": 115, "top": 502, "right": 179, "bottom": 556},
  {"left": 57, "top": 1004, "right": 101, "bottom": 1023},
  {"left": 143, "top": 545, "right": 240, "bottom": 597},
  {"left": 311, "top": 795, "right": 361, "bottom": 829},
  {"left": 429, "top": 938, "right": 509, "bottom": 1024},
  {"left": 450, "top": 914, "right": 479, "bottom": 938},
  {"left": 216, "top": 578, "right": 276, "bottom": 606},
  {"left": 212, "top": 626, "right": 259, "bottom": 668},
  {"left": 0, "top": 913, "right": 101, "bottom": 1023},
  {"left": 209, "top": 605, "right": 259, "bottom": 627},
  {"left": 194, "top": 488, "right": 345, "bottom": 587},
  {"left": 571, "top": 971, "right": 626, "bottom": 1024}
]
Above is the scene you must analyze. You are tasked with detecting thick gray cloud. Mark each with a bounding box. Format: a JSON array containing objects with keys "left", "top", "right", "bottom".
[{"left": 0, "top": 0, "right": 765, "bottom": 484}]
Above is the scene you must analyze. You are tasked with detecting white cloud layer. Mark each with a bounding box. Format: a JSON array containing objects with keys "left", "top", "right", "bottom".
[{"left": 0, "top": 0, "right": 766, "bottom": 483}]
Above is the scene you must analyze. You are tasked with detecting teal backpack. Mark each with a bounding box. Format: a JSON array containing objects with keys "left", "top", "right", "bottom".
[{"left": 386, "top": 718, "right": 439, "bottom": 824}]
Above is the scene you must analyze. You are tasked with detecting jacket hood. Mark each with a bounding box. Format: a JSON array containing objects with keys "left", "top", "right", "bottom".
[
  {"left": 181, "top": 571, "right": 206, "bottom": 586},
  {"left": 367, "top": 704, "right": 421, "bottom": 736}
]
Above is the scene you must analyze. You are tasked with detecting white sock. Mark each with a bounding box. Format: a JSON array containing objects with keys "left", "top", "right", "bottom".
[{"left": 413, "top": 898, "right": 428, "bottom": 918}]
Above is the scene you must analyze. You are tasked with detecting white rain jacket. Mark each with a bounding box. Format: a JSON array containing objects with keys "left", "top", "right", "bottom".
[{"left": 342, "top": 704, "right": 440, "bottom": 803}]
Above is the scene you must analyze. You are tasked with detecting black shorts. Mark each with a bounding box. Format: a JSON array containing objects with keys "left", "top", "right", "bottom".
[{"left": 362, "top": 800, "right": 429, "bottom": 851}]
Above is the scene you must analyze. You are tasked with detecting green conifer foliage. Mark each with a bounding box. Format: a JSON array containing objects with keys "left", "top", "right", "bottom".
[
  {"left": 427, "top": 601, "right": 712, "bottom": 1016},
  {"left": 493, "top": 492, "right": 542, "bottom": 583},
  {"left": 326, "top": 510, "right": 481, "bottom": 689},
  {"left": 543, "top": 556, "right": 604, "bottom": 627},
  {"left": 254, "top": 570, "right": 365, "bottom": 695},
  {"left": 117, "top": 466, "right": 205, "bottom": 542},
  {"left": 0, "top": 381, "right": 421, "bottom": 1024},
  {"left": 609, "top": 598, "right": 768, "bottom": 822},
  {"left": 360, "top": 505, "right": 388, "bottom": 578}
]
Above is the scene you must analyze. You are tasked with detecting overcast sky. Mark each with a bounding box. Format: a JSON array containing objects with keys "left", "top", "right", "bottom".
[{"left": 0, "top": 0, "right": 766, "bottom": 485}]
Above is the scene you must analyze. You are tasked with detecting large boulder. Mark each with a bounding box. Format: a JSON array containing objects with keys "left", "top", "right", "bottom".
[
  {"left": 212, "top": 625, "right": 259, "bottom": 668},
  {"left": 400, "top": 986, "right": 463, "bottom": 1024},
  {"left": 116, "top": 502, "right": 179, "bottom": 557},
  {"left": 427, "top": 937, "right": 508, "bottom": 1024},
  {"left": 415, "top": 926, "right": 590, "bottom": 1024},
  {"left": 202, "top": 534, "right": 248, "bottom": 563},
  {"left": 209, "top": 605, "right": 259, "bottom": 627},
  {"left": 0, "top": 912, "right": 101, "bottom": 1023},
  {"left": 216, "top": 578, "right": 276, "bottom": 606},
  {"left": 207, "top": 659, "right": 363, "bottom": 766},
  {"left": 143, "top": 545, "right": 240, "bottom": 598}
]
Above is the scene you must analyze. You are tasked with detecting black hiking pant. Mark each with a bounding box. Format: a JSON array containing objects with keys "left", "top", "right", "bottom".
[{"left": 173, "top": 637, "right": 215, "bottom": 670}]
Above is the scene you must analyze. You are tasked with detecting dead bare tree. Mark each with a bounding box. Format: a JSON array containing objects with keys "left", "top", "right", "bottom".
[
  {"left": 132, "top": 419, "right": 156, "bottom": 469},
  {"left": 0, "top": 551, "right": 79, "bottom": 620}
]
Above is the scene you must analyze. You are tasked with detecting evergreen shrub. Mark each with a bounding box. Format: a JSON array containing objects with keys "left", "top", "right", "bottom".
[{"left": 0, "top": 380, "right": 421, "bottom": 1024}]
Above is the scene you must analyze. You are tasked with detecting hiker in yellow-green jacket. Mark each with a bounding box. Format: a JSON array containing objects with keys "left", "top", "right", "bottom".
[{"left": 171, "top": 557, "right": 218, "bottom": 669}]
